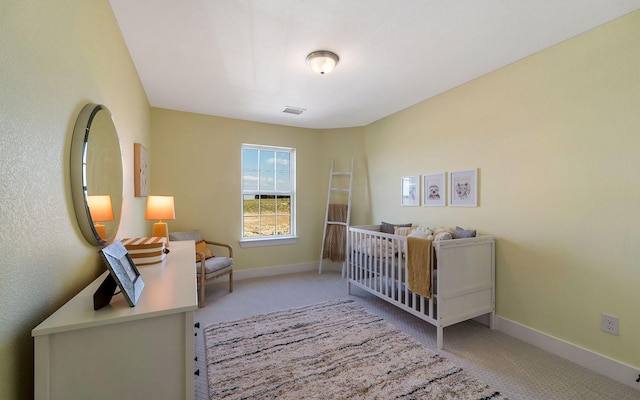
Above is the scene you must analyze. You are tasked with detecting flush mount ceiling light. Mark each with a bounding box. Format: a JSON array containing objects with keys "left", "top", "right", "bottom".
[{"left": 305, "top": 50, "right": 339, "bottom": 75}]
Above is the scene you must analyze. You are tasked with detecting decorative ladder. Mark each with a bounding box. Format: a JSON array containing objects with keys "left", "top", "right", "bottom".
[{"left": 319, "top": 159, "right": 353, "bottom": 275}]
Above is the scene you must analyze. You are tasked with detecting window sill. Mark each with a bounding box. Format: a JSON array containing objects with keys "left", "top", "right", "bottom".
[{"left": 239, "top": 236, "right": 299, "bottom": 248}]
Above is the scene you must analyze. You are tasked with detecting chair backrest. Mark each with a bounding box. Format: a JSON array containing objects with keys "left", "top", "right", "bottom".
[{"left": 169, "top": 230, "right": 202, "bottom": 242}]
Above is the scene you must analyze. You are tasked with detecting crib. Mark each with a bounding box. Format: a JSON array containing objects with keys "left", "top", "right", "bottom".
[{"left": 347, "top": 225, "right": 496, "bottom": 349}]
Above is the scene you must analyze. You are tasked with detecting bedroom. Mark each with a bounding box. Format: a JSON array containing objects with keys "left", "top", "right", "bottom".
[{"left": 1, "top": 1, "right": 639, "bottom": 399}]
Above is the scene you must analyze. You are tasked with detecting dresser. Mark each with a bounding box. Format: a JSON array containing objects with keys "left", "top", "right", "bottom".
[{"left": 32, "top": 240, "right": 198, "bottom": 400}]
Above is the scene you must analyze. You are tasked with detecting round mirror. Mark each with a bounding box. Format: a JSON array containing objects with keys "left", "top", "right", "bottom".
[{"left": 71, "top": 104, "right": 124, "bottom": 246}]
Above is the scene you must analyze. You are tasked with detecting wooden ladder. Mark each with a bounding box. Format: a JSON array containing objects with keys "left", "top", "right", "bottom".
[{"left": 319, "top": 159, "right": 353, "bottom": 275}]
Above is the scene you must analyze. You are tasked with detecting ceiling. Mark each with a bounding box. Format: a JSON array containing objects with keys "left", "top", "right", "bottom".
[{"left": 109, "top": 1, "right": 639, "bottom": 129}]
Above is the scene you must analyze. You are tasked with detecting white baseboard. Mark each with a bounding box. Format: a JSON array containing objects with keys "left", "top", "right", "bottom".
[
  {"left": 496, "top": 316, "right": 640, "bottom": 390},
  {"left": 233, "top": 261, "right": 342, "bottom": 281}
]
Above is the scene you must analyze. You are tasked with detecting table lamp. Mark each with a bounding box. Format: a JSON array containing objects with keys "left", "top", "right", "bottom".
[
  {"left": 145, "top": 195, "right": 175, "bottom": 246},
  {"left": 87, "top": 195, "right": 114, "bottom": 240}
]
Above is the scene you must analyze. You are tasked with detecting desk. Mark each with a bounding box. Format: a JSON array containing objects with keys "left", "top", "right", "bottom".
[{"left": 32, "top": 241, "right": 197, "bottom": 400}]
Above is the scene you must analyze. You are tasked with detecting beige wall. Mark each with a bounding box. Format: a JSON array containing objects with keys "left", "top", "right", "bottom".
[
  {"left": 365, "top": 11, "right": 640, "bottom": 367},
  {"left": 150, "top": 13, "right": 640, "bottom": 371},
  {"left": 1, "top": 2, "right": 637, "bottom": 397},
  {"left": 150, "top": 109, "right": 367, "bottom": 271},
  {"left": 0, "top": 1, "right": 151, "bottom": 399}
]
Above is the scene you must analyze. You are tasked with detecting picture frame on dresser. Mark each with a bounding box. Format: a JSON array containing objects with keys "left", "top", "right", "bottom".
[{"left": 94, "top": 240, "right": 145, "bottom": 310}]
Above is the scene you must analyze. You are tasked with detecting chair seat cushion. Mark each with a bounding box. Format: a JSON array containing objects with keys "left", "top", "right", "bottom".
[{"left": 197, "top": 256, "right": 233, "bottom": 276}]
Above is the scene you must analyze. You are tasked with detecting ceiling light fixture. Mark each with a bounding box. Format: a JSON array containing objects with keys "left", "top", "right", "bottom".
[{"left": 306, "top": 50, "right": 339, "bottom": 75}]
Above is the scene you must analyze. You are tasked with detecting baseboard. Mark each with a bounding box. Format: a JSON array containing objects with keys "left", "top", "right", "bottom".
[
  {"left": 496, "top": 316, "right": 640, "bottom": 390},
  {"left": 234, "top": 261, "right": 342, "bottom": 281}
]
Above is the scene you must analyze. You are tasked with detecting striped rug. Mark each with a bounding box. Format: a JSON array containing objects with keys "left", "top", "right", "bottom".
[{"left": 205, "top": 298, "right": 506, "bottom": 399}]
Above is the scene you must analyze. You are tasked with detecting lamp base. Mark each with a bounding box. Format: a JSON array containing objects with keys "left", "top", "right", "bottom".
[
  {"left": 95, "top": 224, "right": 107, "bottom": 240},
  {"left": 151, "top": 222, "right": 170, "bottom": 247}
]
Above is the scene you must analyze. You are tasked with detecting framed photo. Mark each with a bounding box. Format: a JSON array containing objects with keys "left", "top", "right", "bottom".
[
  {"left": 134, "top": 143, "right": 148, "bottom": 197},
  {"left": 401, "top": 175, "right": 420, "bottom": 206},
  {"left": 98, "top": 241, "right": 145, "bottom": 307},
  {"left": 422, "top": 172, "right": 446, "bottom": 206},
  {"left": 450, "top": 168, "right": 478, "bottom": 207}
]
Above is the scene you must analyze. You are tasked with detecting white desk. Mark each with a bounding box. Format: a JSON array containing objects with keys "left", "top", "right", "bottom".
[{"left": 32, "top": 241, "right": 198, "bottom": 400}]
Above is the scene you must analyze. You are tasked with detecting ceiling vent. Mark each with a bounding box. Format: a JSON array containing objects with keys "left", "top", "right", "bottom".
[{"left": 282, "top": 106, "right": 306, "bottom": 115}]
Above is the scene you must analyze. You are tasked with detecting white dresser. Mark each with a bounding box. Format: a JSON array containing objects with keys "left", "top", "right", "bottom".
[{"left": 32, "top": 241, "right": 198, "bottom": 400}]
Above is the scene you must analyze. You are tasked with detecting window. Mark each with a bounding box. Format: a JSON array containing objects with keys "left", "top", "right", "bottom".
[{"left": 241, "top": 144, "right": 296, "bottom": 244}]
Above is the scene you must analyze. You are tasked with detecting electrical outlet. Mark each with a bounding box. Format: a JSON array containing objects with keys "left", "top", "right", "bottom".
[{"left": 601, "top": 314, "right": 619, "bottom": 335}]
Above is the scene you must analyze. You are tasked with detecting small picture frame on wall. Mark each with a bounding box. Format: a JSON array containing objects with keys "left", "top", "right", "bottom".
[
  {"left": 450, "top": 168, "right": 478, "bottom": 207},
  {"left": 423, "top": 172, "right": 446, "bottom": 206},
  {"left": 401, "top": 175, "right": 420, "bottom": 206},
  {"left": 134, "top": 143, "right": 148, "bottom": 197}
]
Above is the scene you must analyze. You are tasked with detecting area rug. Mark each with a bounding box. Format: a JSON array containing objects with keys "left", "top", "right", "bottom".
[{"left": 204, "top": 298, "right": 506, "bottom": 399}]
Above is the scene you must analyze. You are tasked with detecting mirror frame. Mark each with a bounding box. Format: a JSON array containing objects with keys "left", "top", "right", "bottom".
[{"left": 70, "top": 103, "right": 124, "bottom": 246}]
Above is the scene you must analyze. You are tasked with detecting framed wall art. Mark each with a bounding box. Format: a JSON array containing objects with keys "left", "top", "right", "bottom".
[
  {"left": 422, "top": 172, "right": 446, "bottom": 206},
  {"left": 401, "top": 175, "right": 420, "bottom": 206},
  {"left": 449, "top": 168, "right": 478, "bottom": 207},
  {"left": 134, "top": 143, "right": 148, "bottom": 197}
]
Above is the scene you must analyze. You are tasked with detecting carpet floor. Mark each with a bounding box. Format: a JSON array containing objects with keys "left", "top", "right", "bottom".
[
  {"left": 194, "top": 270, "right": 640, "bottom": 399},
  {"left": 205, "top": 298, "right": 506, "bottom": 399}
]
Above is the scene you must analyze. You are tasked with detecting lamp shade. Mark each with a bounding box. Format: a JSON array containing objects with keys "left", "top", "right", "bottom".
[
  {"left": 145, "top": 196, "right": 175, "bottom": 221},
  {"left": 306, "top": 51, "right": 339, "bottom": 75},
  {"left": 87, "top": 195, "right": 114, "bottom": 222}
]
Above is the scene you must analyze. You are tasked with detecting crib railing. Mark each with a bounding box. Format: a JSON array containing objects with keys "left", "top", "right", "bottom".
[
  {"left": 347, "top": 225, "right": 437, "bottom": 326},
  {"left": 348, "top": 225, "right": 496, "bottom": 349}
]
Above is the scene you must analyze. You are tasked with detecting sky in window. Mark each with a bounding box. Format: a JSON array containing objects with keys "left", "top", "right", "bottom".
[{"left": 243, "top": 148, "right": 290, "bottom": 192}]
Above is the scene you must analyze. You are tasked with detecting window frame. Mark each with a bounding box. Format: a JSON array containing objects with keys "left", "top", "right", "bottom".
[{"left": 240, "top": 144, "right": 297, "bottom": 247}]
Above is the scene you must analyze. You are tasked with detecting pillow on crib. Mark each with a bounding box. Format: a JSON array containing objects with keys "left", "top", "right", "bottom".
[
  {"left": 381, "top": 221, "right": 411, "bottom": 234},
  {"left": 432, "top": 226, "right": 450, "bottom": 234},
  {"left": 452, "top": 226, "right": 477, "bottom": 239},
  {"left": 434, "top": 231, "right": 453, "bottom": 241},
  {"left": 394, "top": 226, "right": 416, "bottom": 236},
  {"left": 414, "top": 226, "right": 433, "bottom": 235},
  {"left": 408, "top": 230, "right": 430, "bottom": 239}
]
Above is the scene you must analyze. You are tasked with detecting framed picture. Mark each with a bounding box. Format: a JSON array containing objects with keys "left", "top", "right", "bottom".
[
  {"left": 97, "top": 241, "right": 145, "bottom": 308},
  {"left": 401, "top": 175, "right": 420, "bottom": 206},
  {"left": 450, "top": 168, "right": 478, "bottom": 207},
  {"left": 134, "top": 143, "right": 148, "bottom": 197},
  {"left": 422, "top": 172, "right": 446, "bottom": 206}
]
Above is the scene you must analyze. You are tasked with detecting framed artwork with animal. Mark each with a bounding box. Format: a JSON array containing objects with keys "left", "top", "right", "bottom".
[
  {"left": 450, "top": 168, "right": 478, "bottom": 207},
  {"left": 422, "top": 172, "right": 446, "bottom": 206}
]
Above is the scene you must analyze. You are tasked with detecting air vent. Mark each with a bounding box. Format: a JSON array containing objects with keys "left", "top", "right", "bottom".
[{"left": 282, "top": 106, "right": 306, "bottom": 115}]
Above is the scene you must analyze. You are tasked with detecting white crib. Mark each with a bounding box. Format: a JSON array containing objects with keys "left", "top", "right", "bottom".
[{"left": 347, "top": 225, "right": 496, "bottom": 349}]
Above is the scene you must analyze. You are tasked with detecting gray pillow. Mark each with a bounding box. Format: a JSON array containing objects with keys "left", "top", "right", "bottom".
[
  {"left": 380, "top": 221, "right": 412, "bottom": 234},
  {"left": 452, "top": 226, "right": 476, "bottom": 239},
  {"left": 169, "top": 230, "right": 202, "bottom": 242}
]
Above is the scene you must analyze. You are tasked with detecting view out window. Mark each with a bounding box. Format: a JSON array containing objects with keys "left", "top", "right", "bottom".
[{"left": 241, "top": 144, "right": 295, "bottom": 239}]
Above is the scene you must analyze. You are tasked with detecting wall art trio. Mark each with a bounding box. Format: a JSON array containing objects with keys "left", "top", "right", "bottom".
[{"left": 401, "top": 168, "right": 478, "bottom": 207}]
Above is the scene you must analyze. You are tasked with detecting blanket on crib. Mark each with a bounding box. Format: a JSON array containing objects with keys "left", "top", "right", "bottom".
[{"left": 407, "top": 236, "right": 432, "bottom": 298}]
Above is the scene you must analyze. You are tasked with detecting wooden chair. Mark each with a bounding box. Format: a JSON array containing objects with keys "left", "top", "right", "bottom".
[{"left": 169, "top": 230, "right": 233, "bottom": 308}]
